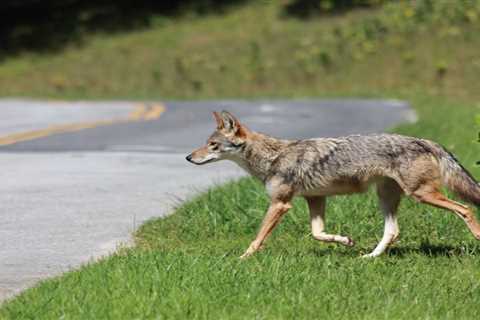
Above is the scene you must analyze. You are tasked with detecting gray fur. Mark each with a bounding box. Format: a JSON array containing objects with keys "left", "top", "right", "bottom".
[{"left": 237, "top": 133, "right": 472, "bottom": 197}]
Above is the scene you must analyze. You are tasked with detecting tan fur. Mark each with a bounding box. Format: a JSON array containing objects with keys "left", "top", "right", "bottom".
[{"left": 187, "top": 111, "right": 480, "bottom": 258}]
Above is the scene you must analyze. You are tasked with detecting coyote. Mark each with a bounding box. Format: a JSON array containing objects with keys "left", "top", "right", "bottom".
[{"left": 186, "top": 111, "right": 480, "bottom": 258}]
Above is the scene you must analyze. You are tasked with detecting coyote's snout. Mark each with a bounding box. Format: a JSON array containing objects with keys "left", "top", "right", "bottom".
[{"left": 187, "top": 110, "right": 480, "bottom": 259}]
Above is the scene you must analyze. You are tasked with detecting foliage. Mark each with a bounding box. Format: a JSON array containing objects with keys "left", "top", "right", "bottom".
[
  {"left": 284, "top": 0, "right": 390, "bottom": 17},
  {"left": 293, "top": 0, "right": 480, "bottom": 68},
  {"left": 0, "top": 0, "right": 250, "bottom": 57}
]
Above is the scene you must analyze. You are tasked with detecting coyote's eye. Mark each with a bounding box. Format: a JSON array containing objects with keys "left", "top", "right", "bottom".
[{"left": 209, "top": 142, "right": 219, "bottom": 151}]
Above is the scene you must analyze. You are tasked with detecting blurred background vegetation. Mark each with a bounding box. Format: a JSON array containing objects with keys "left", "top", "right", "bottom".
[
  {"left": 0, "top": 0, "right": 479, "bottom": 101},
  {"left": 0, "top": 0, "right": 250, "bottom": 55}
]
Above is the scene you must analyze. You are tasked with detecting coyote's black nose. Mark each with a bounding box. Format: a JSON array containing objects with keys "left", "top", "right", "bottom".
[{"left": 186, "top": 154, "right": 193, "bottom": 162}]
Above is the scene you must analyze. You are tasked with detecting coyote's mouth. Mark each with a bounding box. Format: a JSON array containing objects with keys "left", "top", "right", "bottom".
[
  {"left": 195, "top": 158, "right": 216, "bottom": 165},
  {"left": 186, "top": 155, "right": 217, "bottom": 165}
]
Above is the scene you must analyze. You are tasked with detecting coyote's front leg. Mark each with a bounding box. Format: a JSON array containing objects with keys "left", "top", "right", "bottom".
[
  {"left": 240, "top": 198, "right": 292, "bottom": 259},
  {"left": 305, "top": 196, "right": 355, "bottom": 246}
]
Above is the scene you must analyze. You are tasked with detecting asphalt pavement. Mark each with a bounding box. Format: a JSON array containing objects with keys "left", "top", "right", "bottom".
[{"left": 0, "top": 98, "right": 415, "bottom": 302}]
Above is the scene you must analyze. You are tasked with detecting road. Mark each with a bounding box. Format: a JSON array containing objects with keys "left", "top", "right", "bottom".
[{"left": 0, "top": 99, "right": 415, "bottom": 302}]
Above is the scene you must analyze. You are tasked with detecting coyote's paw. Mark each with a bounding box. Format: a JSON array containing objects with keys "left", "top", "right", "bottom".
[
  {"left": 239, "top": 241, "right": 263, "bottom": 259},
  {"left": 239, "top": 248, "right": 257, "bottom": 259},
  {"left": 342, "top": 237, "right": 355, "bottom": 247},
  {"left": 239, "top": 251, "right": 252, "bottom": 259}
]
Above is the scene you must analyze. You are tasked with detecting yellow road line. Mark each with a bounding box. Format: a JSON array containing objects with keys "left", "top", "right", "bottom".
[
  {"left": 143, "top": 104, "right": 166, "bottom": 121},
  {"left": 128, "top": 104, "right": 149, "bottom": 121},
  {"left": 0, "top": 102, "right": 166, "bottom": 146}
]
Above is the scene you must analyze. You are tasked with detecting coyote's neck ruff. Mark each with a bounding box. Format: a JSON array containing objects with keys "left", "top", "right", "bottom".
[
  {"left": 231, "top": 132, "right": 290, "bottom": 182},
  {"left": 186, "top": 111, "right": 480, "bottom": 259}
]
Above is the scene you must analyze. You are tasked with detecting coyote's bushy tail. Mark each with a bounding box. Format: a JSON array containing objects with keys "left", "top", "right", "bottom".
[{"left": 434, "top": 144, "right": 480, "bottom": 206}]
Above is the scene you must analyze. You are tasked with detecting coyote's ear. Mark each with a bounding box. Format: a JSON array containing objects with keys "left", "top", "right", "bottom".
[
  {"left": 220, "top": 110, "right": 241, "bottom": 133},
  {"left": 212, "top": 111, "right": 224, "bottom": 130}
]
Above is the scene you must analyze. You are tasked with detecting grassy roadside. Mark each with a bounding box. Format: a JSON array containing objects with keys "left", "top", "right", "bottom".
[{"left": 1, "top": 95, "right": 479, "bottom": 319}]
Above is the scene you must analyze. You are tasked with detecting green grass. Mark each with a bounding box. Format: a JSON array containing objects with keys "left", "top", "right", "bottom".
[{"left": 1, "top": 95, "right": 479, "bottom": 319}]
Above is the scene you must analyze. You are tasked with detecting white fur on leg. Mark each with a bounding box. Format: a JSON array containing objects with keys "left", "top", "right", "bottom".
[
  {"left": 362, "top": 214, "right": 399, "bottom": 258},
  {"left": 310, "top": 204, "right": 355, "bottom": 246},
  {"left": 364, "top": 180, "right": 402, "bottom": 258},
  {"left": 313, "top": 232, "right": 355, "bottom": 246}
]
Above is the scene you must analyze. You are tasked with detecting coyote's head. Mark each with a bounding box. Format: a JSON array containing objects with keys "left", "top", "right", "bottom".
[{"left": 186, "top": 111, "right": 248, "bottom": 165}]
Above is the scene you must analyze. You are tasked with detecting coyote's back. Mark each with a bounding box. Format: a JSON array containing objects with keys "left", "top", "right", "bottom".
[{"left": 269, "top": 133, "right": 480, "bottom": 205}]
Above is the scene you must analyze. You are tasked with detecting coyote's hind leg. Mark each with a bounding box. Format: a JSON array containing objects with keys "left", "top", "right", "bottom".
[
  {"left": 413, "top": 186, "right": 480, "bottom": 240},
  {"left": 363, "top": 178, "right": 402, "bottom": 258},
  {"left": 305, "top": 196, "right": 354, "bottom": 246}
]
